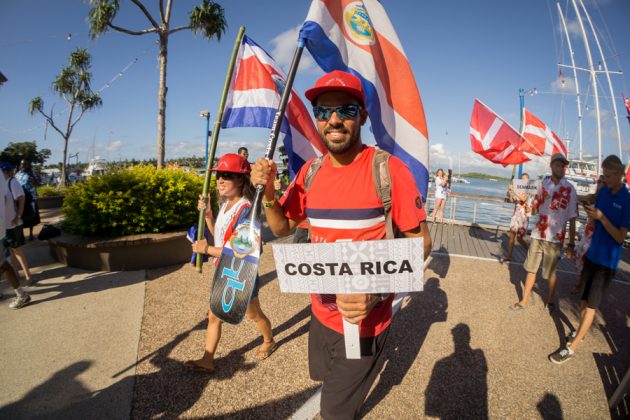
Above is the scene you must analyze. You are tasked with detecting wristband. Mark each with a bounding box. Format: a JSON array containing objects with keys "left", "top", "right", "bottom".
[{"left": 262, "top": 198, "right": 276, "bottom": 208}]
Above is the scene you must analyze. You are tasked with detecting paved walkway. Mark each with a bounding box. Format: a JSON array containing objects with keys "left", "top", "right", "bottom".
[{"left": 1, "top": 216, "right": 629, "bottom": 419}]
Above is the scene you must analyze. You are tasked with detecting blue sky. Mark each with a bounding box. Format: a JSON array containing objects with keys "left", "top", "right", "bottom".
[{"left": 1, "top": 0, "right": 629, "bottom": 177}]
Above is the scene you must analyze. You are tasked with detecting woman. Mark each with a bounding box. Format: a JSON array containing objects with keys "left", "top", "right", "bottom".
[
  {"left": 501, "top": 173, "right": 531, "bottom": 263},
  {"left": 184, "top": 153, "right": 276, "bottom": 373},
  {"left": 430, "top": 169, "right": 448, "bottom": 223}
]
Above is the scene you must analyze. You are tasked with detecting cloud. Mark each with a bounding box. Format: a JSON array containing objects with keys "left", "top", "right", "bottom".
[
  {"left": 269, "top": 26, "right": 319, "bottom": 73},
  {"left": 104, "top": 140, "right": 122, "bottom": 152}
]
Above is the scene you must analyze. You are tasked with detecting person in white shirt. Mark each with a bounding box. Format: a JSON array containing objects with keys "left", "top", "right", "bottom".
[
  {"left": 509, "top": 154, "right": 577, "bottom": 313},
  {"left": 0, "top": 162, "right": 29, "bottom": 309},
  {"left": 431, "top": 168, "right": 448, "bottom": 223}
]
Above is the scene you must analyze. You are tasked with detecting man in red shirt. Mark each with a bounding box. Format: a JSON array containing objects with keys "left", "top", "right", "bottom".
[{"left": 251, "top": 70, "right": 431, "bottom": 419}]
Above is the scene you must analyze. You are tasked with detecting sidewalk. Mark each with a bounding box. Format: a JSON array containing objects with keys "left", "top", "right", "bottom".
[{"left": 1, "top": 215, "right": 628, "bottom": 419}]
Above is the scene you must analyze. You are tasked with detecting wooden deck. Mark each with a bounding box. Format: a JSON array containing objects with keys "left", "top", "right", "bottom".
[{"left": 428, "top": 221, "right": 630, "bottom": 283}]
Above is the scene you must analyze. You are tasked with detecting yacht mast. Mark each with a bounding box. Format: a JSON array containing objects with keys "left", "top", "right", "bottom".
[
  {"left": 572, "top": 0, "right": 602, "bottom": 174},
  {"left": 557, "top": 3, "right": 584, "bottom": 161},
  {"left": 578, "top": 0, "right": 624, "bottom": 160}
]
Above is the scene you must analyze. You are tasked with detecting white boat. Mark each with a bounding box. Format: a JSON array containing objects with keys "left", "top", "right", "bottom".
[
  {"left": 84, "top": 156, "right": 108, "bottom": 177},
  {"left": 451, "top": 176, "right": 470, "bottom": 184},
  {"left": 565, "top": 158, "right": 598, "bottom": 196}
]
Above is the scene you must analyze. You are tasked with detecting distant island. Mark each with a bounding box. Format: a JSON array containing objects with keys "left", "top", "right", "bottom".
[{"left": 459, "top": 172, "right": 511, "bottom": 182}]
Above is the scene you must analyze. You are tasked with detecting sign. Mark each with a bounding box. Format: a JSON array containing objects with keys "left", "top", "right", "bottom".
[
  {"left": 512, "top": 179, "right": 540, "bottom": 196},
  {"left": 272, "top": 237, "right": 424, "bottom": 359},
  {"left": 272, "top": 238, "right": 424, "bottom": 294}
]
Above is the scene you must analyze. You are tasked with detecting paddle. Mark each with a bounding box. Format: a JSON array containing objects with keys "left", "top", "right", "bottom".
[{"left": 209, "top": 40, "right": 305, "bottom": 324}]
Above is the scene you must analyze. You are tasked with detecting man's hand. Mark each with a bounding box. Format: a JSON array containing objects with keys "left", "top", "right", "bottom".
[
  {"left": 336, "top": 294, "right": 381, "bottom": 324},
  {"left": 11, "top": 217, "right": 19, "bottom": 226},
  {"left": 250, "top": 157, "right": 277, "bottom": 195},
  {"left": 192, "top": 239, "right": 209, "bottom": 254},
  {"left": 584, "top": 204, "right": 603, "bottom": 221}
]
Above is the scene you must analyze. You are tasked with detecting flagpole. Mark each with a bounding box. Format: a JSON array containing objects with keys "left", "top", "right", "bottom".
[
  {"left": 195, "top": 26, "right": 246, "bottom": 273},
  {"left": 249, "top": 39, "right": 305, "bottom": 219}
]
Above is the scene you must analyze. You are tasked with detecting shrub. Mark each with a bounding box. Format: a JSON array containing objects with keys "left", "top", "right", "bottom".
[
  {"left": 61, "top": 165, "right": 207, "bottom": 237},
  {"left": 37, "top": 185, "right": 67, "bottom": 197}
]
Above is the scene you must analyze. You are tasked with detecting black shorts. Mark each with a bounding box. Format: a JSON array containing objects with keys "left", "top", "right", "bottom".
[
  {"left": 5, "top": 227, "right": 25, "bottom": 248},
  {"left": 580, "top": 257, "right": 615, "bottom": 309},
  {"left": 308, "top": 315, "right": 390, "bottom": 420}
]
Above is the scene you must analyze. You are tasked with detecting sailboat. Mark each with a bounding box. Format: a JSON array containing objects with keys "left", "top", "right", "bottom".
[
  {"left": 451, "top": 153, "right": 470, "bottom": 184},
  {"left": 555, "top": 0, "right": 625, "bottom": 196}
]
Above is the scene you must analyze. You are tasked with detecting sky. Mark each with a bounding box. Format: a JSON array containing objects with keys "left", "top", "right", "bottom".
[{"left": 1, "top": 0, "right": 629, "bottom": 178}]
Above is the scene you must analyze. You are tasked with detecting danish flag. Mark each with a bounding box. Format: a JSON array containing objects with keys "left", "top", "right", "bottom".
[
  {"left": 521, "top": 108, "right": 567, "bottom": 157},
  {"left": 469, "top": 99, "right": 530, "bottom": 166}
]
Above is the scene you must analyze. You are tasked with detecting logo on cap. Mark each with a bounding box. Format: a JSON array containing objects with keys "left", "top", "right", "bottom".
[{"left": 344, "top": 2, "right": 375, "bottom": 46}]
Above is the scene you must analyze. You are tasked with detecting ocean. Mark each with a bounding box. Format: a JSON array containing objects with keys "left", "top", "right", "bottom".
[{"left": 428, "top": 178, "right": 517, "bottom": 226}]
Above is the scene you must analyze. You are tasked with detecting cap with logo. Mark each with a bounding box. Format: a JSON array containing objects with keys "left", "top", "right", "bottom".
[{"left": 305, "top": 70, "right": 365, "bottom": 106}]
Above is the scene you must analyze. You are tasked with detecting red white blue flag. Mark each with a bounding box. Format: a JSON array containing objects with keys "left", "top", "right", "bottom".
[
  {"left": 299, "top": 0, "right": 430, "bottom": 201},
  {"left": 222, "top": 35, "right": 325, "bottom": 177}
]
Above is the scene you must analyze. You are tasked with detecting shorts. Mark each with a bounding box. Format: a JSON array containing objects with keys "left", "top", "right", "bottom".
[
  {"left": 308, "top": 315, "right": 390, "bottom": 420},
  {"left": 580, "top": 257, "right": 614, "bottom": 309},
  {"left": 522, "top": 238, "right": 561, "bottom": 280},
  {"left": 5, "top": 227, "right": 25, "bottom": 249}
]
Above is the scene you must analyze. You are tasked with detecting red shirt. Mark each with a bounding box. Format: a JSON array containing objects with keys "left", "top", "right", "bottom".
[{"left": 280, "top": 146, "right": 427, "bottom": 336}]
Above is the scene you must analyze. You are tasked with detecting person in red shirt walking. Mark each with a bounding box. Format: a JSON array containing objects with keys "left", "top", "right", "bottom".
[{"left": 251, "top": 70, "right": 431, "bottom": 419}]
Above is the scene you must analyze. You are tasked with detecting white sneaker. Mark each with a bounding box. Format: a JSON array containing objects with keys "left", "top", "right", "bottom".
[{"left": 9, "top": 293, "right": 31, "bottom": 309}]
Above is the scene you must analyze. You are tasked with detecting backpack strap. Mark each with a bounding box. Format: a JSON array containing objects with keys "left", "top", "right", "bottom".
[
  {"left": 372, "top": 149, "right": 395, "bottom": 239},
  {"left": 304, "top": 155, "right": 325, "bottom": 192}
]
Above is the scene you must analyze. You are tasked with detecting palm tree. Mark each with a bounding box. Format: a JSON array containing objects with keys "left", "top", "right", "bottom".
[
  {"left": 88, "top": 0, "right": 227, "bottom": 168},
  {"left": 29, "top": 48, "right": 102, "bottom": 187}
]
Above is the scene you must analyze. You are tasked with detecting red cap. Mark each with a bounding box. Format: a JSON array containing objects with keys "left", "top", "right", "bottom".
[
  {"left": 305, "top": 70, "right": 365, "bottom": 106},
  {"left": 211, "top": 153, "right": 251, "bottom": 174}
]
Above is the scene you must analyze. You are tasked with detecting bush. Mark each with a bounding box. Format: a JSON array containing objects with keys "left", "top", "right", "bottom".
[
  {"left": 61, "top": 165, "right": 207, "bottom": 237},
  {"left": 37, "top": 185, "right": 67, "bottom": 197}
]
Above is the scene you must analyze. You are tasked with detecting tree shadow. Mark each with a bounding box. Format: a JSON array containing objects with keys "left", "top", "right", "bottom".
[
  {"left": 424, "top": 323, "right": 488, "bottom": 419},
  {"left": 23, "top": 269, "right": 146, "bottom": 306},
  {"left": 362, "top": 277, "right": 447, "bottom": 415},
  {"left": 537, "top": 392, "right": 564, "bottom": 420}
]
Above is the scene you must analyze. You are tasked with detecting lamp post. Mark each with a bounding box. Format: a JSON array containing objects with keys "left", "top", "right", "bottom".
[
  {"left": 516, "top": 87, "right": 537, "bottom": 178},
  {"left": 199, "top": 111, "right": 211, "bottom": 168}
]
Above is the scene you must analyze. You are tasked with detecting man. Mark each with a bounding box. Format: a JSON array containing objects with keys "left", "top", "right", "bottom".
[
  {"left": 251, "top": 70, "right": 431, "bottom": 419},
  {"left": 237, "top": 147, "right": 249, "bottom": 162},
  {"left": 15, "top": 159, "right": 40, "bottom": 241},
  {"left": 549, "top": 155, "right": 630, "bottom": 364},
  {"left": 510, "top": 153, "right": 577, "bottom": 312},
  {"left": 1, "top": 163, "right": 33, "bottom": 285},
  {"left": 0, "top": 163, "right": 30, "bottom": 309}
]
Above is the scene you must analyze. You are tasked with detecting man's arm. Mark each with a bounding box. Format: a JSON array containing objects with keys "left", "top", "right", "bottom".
[
  {"left": 585, "top": 205, "right": 627, "bottom": 244},
  {"left": 402, "top": 221, "right": 432, "bottom": 260},
  {"left": 250, "top": 157, "right": 299, "bottom": 237}
]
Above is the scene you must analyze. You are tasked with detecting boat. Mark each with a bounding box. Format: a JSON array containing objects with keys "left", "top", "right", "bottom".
[
  {"left": 451, "top": 176, "right": 470, "bottom": 184},
  {"left": 84, "top": 156, "right": 108, "bottom": 177},
  {"left": 554, "top": 1, "right": 625, "bottom": 196}
]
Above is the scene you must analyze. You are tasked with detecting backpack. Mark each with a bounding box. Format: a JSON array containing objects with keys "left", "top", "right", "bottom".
[{"left": 304, "top": 148, "right": 399, "bottom": 239}]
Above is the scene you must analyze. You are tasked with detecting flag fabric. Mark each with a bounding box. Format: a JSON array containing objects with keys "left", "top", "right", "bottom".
[
  {"left": 470, "top": 99, "right": 530, "bottom": 166},
  {"left": 624, "top": 94, "right": 630, "bottom": 125},
  {"left": 299, "top": 0, "right": 430, "bottom": 201},
  {"left": 521, "top": 108, "right": 567, "bottom": 157},
  {"left": 222, "top": 35, "right": 326, "bottom": 178}
]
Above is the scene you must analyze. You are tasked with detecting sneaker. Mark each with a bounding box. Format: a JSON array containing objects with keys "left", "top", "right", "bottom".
[
  {"left": 549, "top": 346, "right": 574, "bottom": 364},
  {"left": 9, "top": 294, "right": 31, "bottom": 309}
]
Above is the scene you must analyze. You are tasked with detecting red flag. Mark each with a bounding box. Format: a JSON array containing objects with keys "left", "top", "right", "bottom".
[
  {"left": 521, "top": 108, "right": 567, "bottom": 157},
  {"left": 624, "top": 94, "right": 630, "bottom": 125},
  {"left": 470, "top": 99, "right": 530, "bottom": 166}
]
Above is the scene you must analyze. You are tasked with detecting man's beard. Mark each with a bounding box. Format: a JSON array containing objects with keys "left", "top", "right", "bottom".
[{"left": 320, "top": 126, "right": 360, "bottom": 154}]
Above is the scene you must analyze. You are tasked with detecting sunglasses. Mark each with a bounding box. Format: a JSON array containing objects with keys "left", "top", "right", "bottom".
[
  {"left": 216, "top": 172, "right": 238, "bottom": 180},
  {"left": 312, "top": 104, "right": 361, "bottom": 121}
]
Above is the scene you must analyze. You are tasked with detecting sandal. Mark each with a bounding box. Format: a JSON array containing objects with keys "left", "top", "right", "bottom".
[
  {"left": 183, "top": 360, "right": 215, "bottom": 374},
  {"left": 499, "top": 256, "right": 511, "bottom": 264},
  {"left": 509, "top": 302, "right": 526, "bottom": 312},
  {"left": 253, "top": 341, "right": 278, "bottom": 362}
]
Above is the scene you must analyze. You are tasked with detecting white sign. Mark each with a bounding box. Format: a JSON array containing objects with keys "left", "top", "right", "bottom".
[
  {"left": 272, "top": 238, "right": 424, "bottom": 294},
  {"left": 512, "top": 179, "right": 540, "bottom": 196}
]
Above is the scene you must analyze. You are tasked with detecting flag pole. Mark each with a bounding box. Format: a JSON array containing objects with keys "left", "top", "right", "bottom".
[{"left": 195, "top": 26, "right": 246, "bottom": 273}]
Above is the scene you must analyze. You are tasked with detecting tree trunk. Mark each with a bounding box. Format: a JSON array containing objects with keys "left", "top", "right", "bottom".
[
  {"left": 156, "top": 33, "right": 168, "bottom": 168},
  {"left": 60, "top": 135, "right": 69, "bottom": 188}
]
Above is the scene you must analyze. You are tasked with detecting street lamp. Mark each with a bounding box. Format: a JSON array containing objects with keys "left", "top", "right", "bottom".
[{"left": 199, "top": 111, "right": 211, "bottom": 168}]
